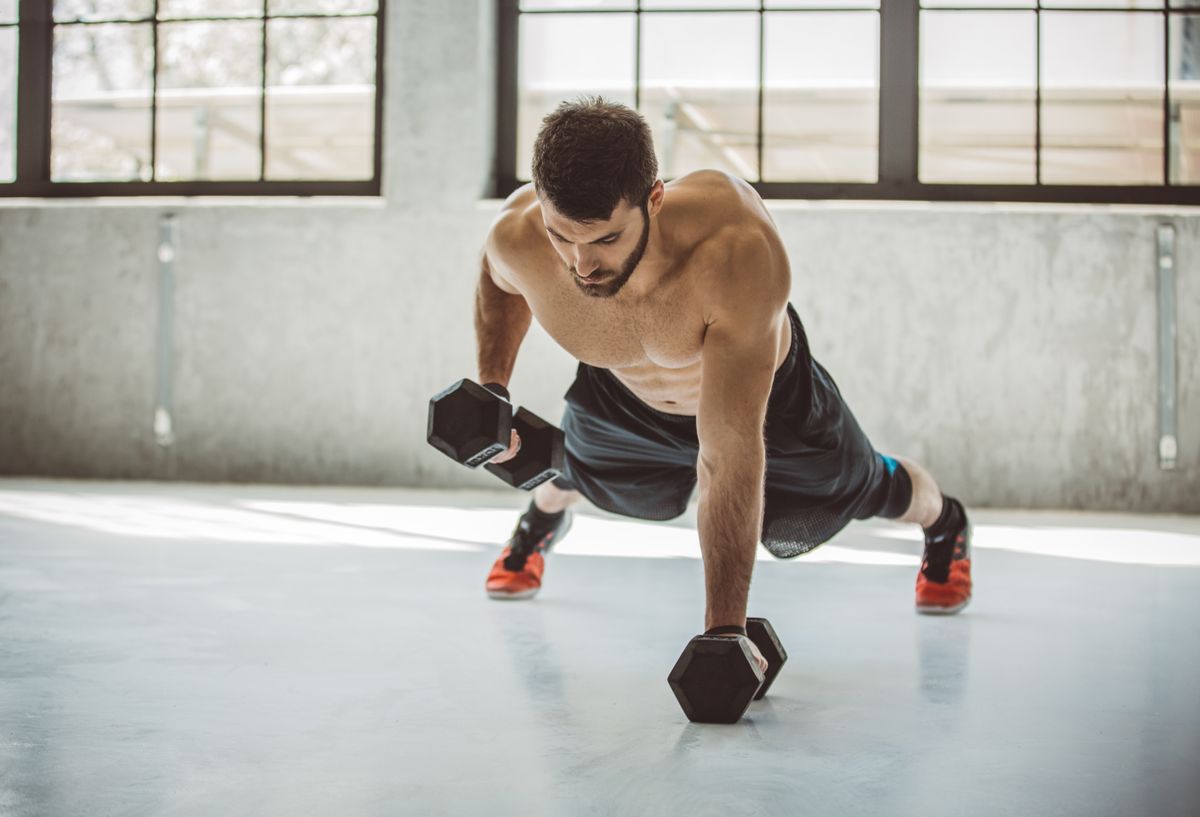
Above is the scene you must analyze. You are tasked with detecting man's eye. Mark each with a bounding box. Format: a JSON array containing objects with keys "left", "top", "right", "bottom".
[{"left": 600, "top": 237, "right": 618, "bottom": 245}]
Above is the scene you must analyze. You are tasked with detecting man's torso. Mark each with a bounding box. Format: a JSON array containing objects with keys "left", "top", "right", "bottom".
[{"left": 488, "top": 170, "right": 792, "bottom": 415}]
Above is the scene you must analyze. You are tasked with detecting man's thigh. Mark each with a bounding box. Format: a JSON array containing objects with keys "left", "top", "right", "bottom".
[{"left": 553, "top": 365, "right": 699, "bottom": 522}]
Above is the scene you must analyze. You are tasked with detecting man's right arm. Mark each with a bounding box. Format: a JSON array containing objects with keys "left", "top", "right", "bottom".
[{"left": 474, "top": 248, "right": 531, "bottom": 391}]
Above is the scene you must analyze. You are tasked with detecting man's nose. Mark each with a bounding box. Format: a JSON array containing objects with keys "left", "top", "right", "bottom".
[{"left": 574, "top": 252, "right": 600, "bottom": 277}]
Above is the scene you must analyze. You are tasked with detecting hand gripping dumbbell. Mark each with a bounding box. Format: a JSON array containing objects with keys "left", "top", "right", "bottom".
[
  {"left": 426, "top": 378, "right": 565, "bottom": 491},
  {"left": 666, "top": 618, "right": 789, "bottom": 724}
]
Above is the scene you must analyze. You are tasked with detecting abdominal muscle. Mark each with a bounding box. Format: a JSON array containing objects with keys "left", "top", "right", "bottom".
[
  {"left": 609, "top": 360, "right": 705, "bottom": 416},
  {"left": 600, "top": 315, "right": 792, "bottom": 417}
]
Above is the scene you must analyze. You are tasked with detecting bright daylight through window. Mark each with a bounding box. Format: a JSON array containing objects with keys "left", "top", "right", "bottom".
[
  {"left": 504, "top": 0, "right": 1200, "bottom": 203},
  {"left": 2, "top": 0, "right": 383, "bottom": 195}
]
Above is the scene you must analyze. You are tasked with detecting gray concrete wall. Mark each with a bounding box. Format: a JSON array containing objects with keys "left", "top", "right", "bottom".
[{"left": 1, "top": 0, "right": 1196, "bottom": 512}]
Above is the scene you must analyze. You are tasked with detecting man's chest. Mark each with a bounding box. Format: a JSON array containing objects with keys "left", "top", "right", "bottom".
[{"left": 525, "top": 278, "right": 706, "bottom": 372}]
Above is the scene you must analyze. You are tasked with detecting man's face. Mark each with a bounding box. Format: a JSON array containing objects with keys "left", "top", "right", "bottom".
[{"left": 540, "top": 197, "right": 651, "bottom": 299}]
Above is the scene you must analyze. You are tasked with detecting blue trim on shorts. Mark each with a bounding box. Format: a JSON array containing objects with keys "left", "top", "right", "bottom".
[{"left": 880, "top": 454, "right": 899, "bottom": 476}]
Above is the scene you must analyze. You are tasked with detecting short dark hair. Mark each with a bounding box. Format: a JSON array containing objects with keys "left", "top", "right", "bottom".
[{"left": 531, "top": 96, "right": 658, "bottom": 223}]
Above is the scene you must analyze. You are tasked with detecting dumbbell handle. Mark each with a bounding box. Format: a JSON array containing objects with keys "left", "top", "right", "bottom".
[{"left": 481, "top": 382, "right": 510, "bottom": 401}]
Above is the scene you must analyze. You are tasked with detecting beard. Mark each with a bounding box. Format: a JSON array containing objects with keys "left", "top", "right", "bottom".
[{"left": 569, "top": 204, "right": 651, "bottom": 299}]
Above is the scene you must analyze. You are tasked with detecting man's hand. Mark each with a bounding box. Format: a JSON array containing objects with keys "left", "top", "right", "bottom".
[
  {"left": 487, "top": 428, "right": 522, "bottom": 464},
  {"left": 711, "top": 632, "right": 768, "bottom": 676}
]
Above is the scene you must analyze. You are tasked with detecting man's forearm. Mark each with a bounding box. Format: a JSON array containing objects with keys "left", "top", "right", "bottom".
[
  {"left": 697, "top": 445, "right": 766, "bottom": 631},
  {"left": 474, "top": 258, "right": 532, "bottom": 387}
]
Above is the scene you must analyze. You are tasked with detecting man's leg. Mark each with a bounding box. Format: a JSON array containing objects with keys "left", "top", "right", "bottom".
[
  {"left": 891, "top": 456, "right": 944, "bottom": 527},
  {"left": 486, "top": 364, "right": 699, "bottom": 600},
  {"left": 886, "top": 455, "right": 973, "bottom": 615},
  {"left": 532, "top": 481, "right": 582, "bottom": 514},
  {"left": 486, "top": 479, "right": 580, "bottom": 601}
]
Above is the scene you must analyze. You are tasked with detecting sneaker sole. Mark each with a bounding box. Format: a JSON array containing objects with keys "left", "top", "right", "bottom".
[
  {"left": 916, "top": 597, "right": 971, "bottom": 615},
  {"left": 487, "top": 588, "right": 540, "bottom": 601}
]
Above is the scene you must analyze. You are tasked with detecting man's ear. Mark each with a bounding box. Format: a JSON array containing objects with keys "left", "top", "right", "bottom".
[{"left": 646, "top": 180, "right": 666, "bottom": 217}]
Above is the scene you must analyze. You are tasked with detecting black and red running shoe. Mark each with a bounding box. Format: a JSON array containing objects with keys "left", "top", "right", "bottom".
[
  {"left": 916, "top": 512, "right": 972, "bottom": 615},
  {"left": 485, "top": 510, "right": 573, "bottom": 601}
]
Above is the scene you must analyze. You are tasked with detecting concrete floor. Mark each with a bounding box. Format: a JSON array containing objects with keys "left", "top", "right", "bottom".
[{"left": 0, "top": 480, "right": 1197, "bottom": 817}]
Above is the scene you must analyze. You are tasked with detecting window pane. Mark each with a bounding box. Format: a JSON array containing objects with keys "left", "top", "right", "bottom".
[
  {"left": 763, "top": 11, "right": 878, "bottom": 182},
  {"left": 922, "top": 1, "right": 1031, "bottom": 6},
  {"left": 1043, "top": 1, "right": 1161, "bottom": 7},
  {"left": 1169, "top": 14, "right": 1200, "bottom": 183},
  {"left": 0, "top": 1, "right": 14, "bottom": 24},
  {"left": 1040, "top": 12, "right": 1164, "bottom": 185},
  {"left": 517, "top": 13, "right": 636, "bottom": 181},
  {"left": 1171, "top": 1, "right": 1200, "bottom": 8},
  {"left": 158, "top": 0, "right": 264, "bottom": 19},
  {"left": 641, "top": 12, "right": 759, "bottom": 180},
  {"left": 265, "top": 17, "right": 376, "bottom": 180},
  {"left": 0, "top": 26, "right": 13, "bottom": 181},
  {"left": 920, "top": 11, "right": 1035, "bottom": 184},
  {"left": 520, "top": 1, "right": 634, "bottom": 9},
  {"left": 267, "top": 0, "right": 378, "bottom": 14},
  {"left": 767, "top": 1, "right": 878, "bottom": 7},
  {"left": 156, "top": 21, "right": 263, "bottom": 181},
  {"left": 643, "top": 1, "right": 757, "bottom": 8},
  {"left": 52, "top": 23, "right": 154, "bottom": 181},
  {"left": 54, "top": 0, "right": 153, "bottom": 23}
]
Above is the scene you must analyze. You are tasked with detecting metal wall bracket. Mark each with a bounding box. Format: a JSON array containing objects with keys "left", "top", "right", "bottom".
[
  {"left": 1156, "top": 224, "right": 1178, "bottom": 471},
  {"left": 155, "top": 214, "right": 178, "bottom": 448}
]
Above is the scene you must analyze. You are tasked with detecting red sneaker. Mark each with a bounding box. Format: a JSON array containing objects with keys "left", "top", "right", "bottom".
[
  {"left": 485, "top": 510, "right": 572, "bottom": 601},
  {"left": 916, "top": 518, "right": 972, "bottom": 615}
]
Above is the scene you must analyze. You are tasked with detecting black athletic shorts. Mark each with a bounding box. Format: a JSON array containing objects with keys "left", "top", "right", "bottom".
[{"left": 549, "top": 303, "right": 904, "bottom": 558}]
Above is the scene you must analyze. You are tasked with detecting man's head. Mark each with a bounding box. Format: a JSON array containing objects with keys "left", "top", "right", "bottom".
[{"left": 531, "top": 97, "right": 663, "bottom": 299}]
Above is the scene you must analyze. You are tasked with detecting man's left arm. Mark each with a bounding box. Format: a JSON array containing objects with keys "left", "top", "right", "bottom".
[{"left": 695, "top": 232, "right": 790, "bottom": 632}]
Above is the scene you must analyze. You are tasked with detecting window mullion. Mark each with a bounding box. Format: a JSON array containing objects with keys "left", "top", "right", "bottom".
[
  {"left": 150, "top": 0, "right": 159, "bottom": 181},
  {"left": 15, "top": 0, "right": 53, "bottom": 182},
  {"left": 756, "top": 3, "right": 764, "bottom": 183},
  {"left": 877, "top": 0, "right": 918, "bottom": 186},
  {"left": 260, "top": 0, "right": 268, "bottom": 181},
  {"left": 495, "top": 0, "right": 519, "bottom": 197}
]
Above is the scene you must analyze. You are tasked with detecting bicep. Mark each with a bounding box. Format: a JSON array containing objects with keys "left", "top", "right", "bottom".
[
  {"left": 696, "top": 315, "right": 782, "bottom": 472},
  {"left": 481, "top": 249, "right": 521, "bottom": 296},
  {"left": 695, "top": 233, "right": 790, "bottom": 469}
]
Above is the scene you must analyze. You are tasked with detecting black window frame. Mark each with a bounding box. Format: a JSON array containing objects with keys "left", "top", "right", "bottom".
[
  {"left": 495, "top": 0, "right": 1200, "bottom": 205},
  {"left": 4, "top": 0, "right": 386, "bottom": 198}
]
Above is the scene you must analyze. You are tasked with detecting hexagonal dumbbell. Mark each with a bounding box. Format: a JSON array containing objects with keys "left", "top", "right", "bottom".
[
  {"left": 427, "top": 379, "right": 513, "bottom": 468},
  {"left": 484, "top": 406, "right": 565, "bottom": 491},
  {"left": 426, "top": 378, "right": 565, "bottom": 490},
  {"left": 667, "top": 618, "right": 787, "bottom": 724}
]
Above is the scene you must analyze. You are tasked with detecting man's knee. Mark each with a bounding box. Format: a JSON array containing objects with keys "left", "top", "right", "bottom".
[{"left": 876, "top": 455, "right": 914, "bottom": 519}]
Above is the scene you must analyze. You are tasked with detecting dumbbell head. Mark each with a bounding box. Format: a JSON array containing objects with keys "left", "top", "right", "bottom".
[
  {"left": 667, "top": 635, "right": 765, "bottom": 724},
  {"left": 745, "top": 618, "right": 787, "bottom": 700},
  {"left": 483, "top": 406, "right": 565, "bottom": 491},
  {"left": 427, "top": 379, "right": 513, "bottom": 468}
]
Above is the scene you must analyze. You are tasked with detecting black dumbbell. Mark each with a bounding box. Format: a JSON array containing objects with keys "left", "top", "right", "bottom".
[
  {"left": 426, "top": 378, "right": 565, "bottom": 491},
  {"left": 666, "top": 618, "right": 787, "bottom": 724}
]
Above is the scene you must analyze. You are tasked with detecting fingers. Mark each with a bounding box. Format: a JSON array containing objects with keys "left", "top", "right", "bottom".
[{"left": 488, "top": 429, "right": 522, "bottom": 464}]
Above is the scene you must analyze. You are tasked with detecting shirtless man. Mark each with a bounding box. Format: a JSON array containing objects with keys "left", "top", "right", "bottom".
[{"left": 475, "top": 98, "right": 972, "bottom": 668}]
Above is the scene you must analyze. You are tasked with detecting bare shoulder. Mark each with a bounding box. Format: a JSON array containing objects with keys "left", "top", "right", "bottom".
[
  {"left": 673, "top": 175, "right": 790, "bottom": 323},
  {"left": 670, "top": 169, "right": 767, "bottom": 224},
  {"left": 484, "top": 184, "right": 546, "bottom": 289}
]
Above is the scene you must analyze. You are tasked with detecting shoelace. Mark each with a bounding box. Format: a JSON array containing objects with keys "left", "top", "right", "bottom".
[
  {"left": 921, "top": 533, "right": 957, "bottom": 583},
  {"left": 502, "top": 519, "right": 551, "bottom": 572}
]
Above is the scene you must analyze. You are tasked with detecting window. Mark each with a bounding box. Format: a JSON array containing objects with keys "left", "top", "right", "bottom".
[
  {"left": 497, "top": 0, "right": 1200, "bottom": 204},
  {"left": 3, "top": 0, "right": 385, "bottom": 197},
  {"left": 1, "top": 1, "right": 15, "bottom": 181}
]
